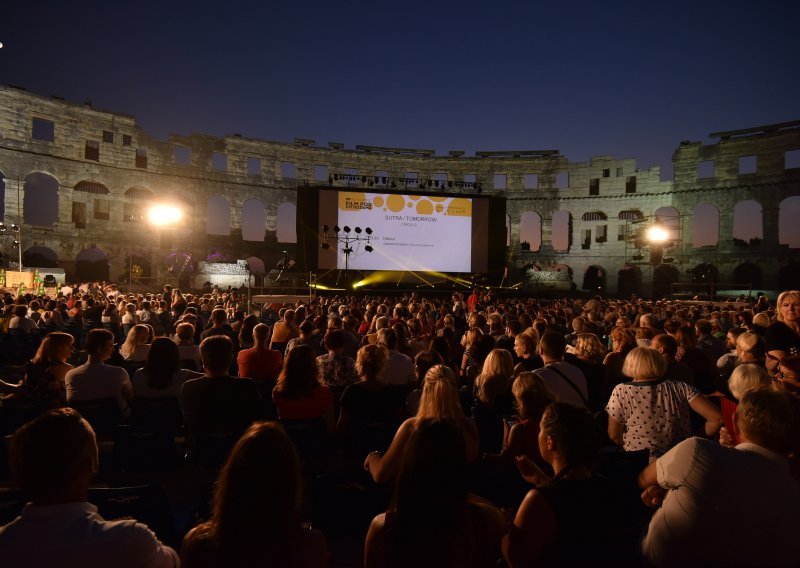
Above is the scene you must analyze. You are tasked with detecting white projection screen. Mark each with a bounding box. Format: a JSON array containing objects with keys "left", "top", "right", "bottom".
[{"left": 317, "top": 190, "right": 490, "bottom": 273}]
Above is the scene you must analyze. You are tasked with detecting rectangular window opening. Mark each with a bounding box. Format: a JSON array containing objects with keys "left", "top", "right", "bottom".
[
  {"left": 102, "top": 130, "right": 114, "bottom": 144},
  {"left": 596, "top": 224, "right": 608, "bottom": 242},
  {"left": 211, "top": 152, "right": 227, "bottom": 172},
  {"left": 247, "top": 157, "right": 262, "bottom": 176},
  {"left": 174, "top": 146, "right": 192, "bottom": 165},
  {"left": 582, "top": 229, "right": 591, "bottom": 249},
  {"left": 314, "top": 164, "right": 329, "bottom": 181},
  {"left": 524, "top": 173, "right": 539, "bottom": 189},
  {"left": 697, "top": 160, "right": 715, "bottom": 179},
  {"left": 589, "top": 178, "right": 599, "bottom": 196},
  {"left": 493, "top": 173, "right": 507, "bottom": 190},
  {"left": 94, "top": 199, "right": 110, "bottom": 221},
  {"left": 616, "top": 167, "right": 624, "bottom": 177},
  {"left": 135, "top": 148, "right": 147, "bottom": 169},
  {"left": 602, "top": 168, "right": 610, "bottom": 178},
  {"left": 72, "top": 202, "right": 87, "bottom": 229},
  {"left": 784, "top": 149, "right": 800, "bottom": 169},
  {"left": 625, "top": 176, "right": 637, "bottom": 193},
  {"left": 280, "top": 161, "right": 297, "bottom": 179},
  {"left": 32, "top": 118, "right": 55, "bottom": 142},
  {"left": 84, "top": 140, "right": 100, "bottom": 161},
  {"left": 122, "top": 134, "right": 132, "bottom": 147},
  {"left": 123, "top": 203, "right": 142, "bottom": 223},
  {"left": 738, "top": 155, "right": 757, "bottom": 175},
  {"left": 617, "top": 224, "right": 627, "bottom": 241},
  {"left": 555, "top": 172, "right": 569, "bottom": 189}
]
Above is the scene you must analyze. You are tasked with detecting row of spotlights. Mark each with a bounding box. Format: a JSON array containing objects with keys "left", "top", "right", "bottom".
[
  {"left": 0, "top": 223, "right": 20, "bottom": 232},
  {"left": 322, "top": 225, "right": 372, "bottom": 235}
]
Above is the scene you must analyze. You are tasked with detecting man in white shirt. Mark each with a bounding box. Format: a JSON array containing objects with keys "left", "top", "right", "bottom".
[
  {"left": 533, "top": 331, "right": 589, "bottom": 407},
  {"left": 376, "top": 328, "right": 415, "bottom": 386},
  {"left": 638, "top": 388, "right": 800, "bottom": 567},
  {"left": 0, "top": 408, "right": 178, "bottom": 567},
  {"left": 66, "top": 328, "right": 133, "bottom": 415}
]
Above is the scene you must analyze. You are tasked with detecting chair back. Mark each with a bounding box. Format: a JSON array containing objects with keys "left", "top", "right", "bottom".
[
  {"left": 130, "top": 397, "right": 183, "bottom": 435},
  {"left": 70, "top": 398, "right": 123, "bottom": 437},
  {"left": 279, "top": 417, "right": 328, "bottom": 463}
]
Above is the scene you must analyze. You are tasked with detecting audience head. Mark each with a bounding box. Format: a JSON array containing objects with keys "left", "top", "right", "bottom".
[
  {"left": 475, "top": 349, "right": 514, "bottom": 406},
  {"left": 514, "top": 332, "right": 538, "bottom": 359},
  {"left": 622, "top": 346, "right": 667, "bottom": 381},
  {"left": 512, "top": 372, "right": 556, "bottom": 420},
  {"left": 574, "top": 333, "right": 606, "bottom": 362},
  {"left": 539, "top": 402, "right": 600, "bottom": 472},
  {"left": 377, "top": 327, "right": 398, "bottom": 350},
  {"left": 208, "top": 421, "right": 301, "bottom": 560},
  {"left": 33, "top": 331, "right": 74, "bottom": 365},
  {"left": 85, "top": 328, "right": 114, "bottom": 358},
  {"left": 210, "top": 308, "right": 228, "bottom": 326},
  {"left": 539, "top": 331, "right": 567, "bottom": 361},
  {"left": 735, "top": 332, "right": 765, "bottom": 361},
  {"left": 736, "top": 387, "right": 800, "bottom": 456},
  {"left": 776, "top": 290, "right": 800, "bottom": 323},
  {"left": 200, "top": 335, "right": 234, "bottom": 375},
  {"left": 144, "top": 337, "right": 181, "bottom": 389},
  {"left": 413, "top": 350, "right": 444, "bottom": 385},
  {"left": 418, "top": 365, "right": 461, "bottom": 420},
  {"left": 275, "top": 345, "right": 321, "bottom": 397},
  {"left": 11, "top": 408, "right": 98, "bottom": 503},
  {"left": 175, "top": 322, "right": 195, "bottom": 344},
  {"left": 651, "top": 334, "right": 678, "bottom": 358},
  {"left": 728, "top": 363, "right": 771, "bottom": 400},
  {"left": 356, "top": 344, "right": 388, "bottom": 380}
]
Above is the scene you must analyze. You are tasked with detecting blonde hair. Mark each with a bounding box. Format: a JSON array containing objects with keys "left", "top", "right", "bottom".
[
  {"left": 512, "top": 372, "right": 556, "bottom": 420},
  {"left": 752, "top": 312, "right": 771, "bottom": 328},
  {"left": 735, "top": 332, "right": 763, "bottom": 357},
  {"left": 121, "top": 324, "right": 150, "bottom": 359},
  {"left": 463, "top": 327, "right": 483, "bottom": 349},
  {"left": 574, "top": 333, "right": 606, "bottom": 362},
  {"left": 514, "top": 333, "right": 538, "bottom": 357},
  {"left": 417, "top": 365, "right": 462, "bottom": 419},
  {"left": 728, "top": 363, "right": 770, "bottom": 400},
  {"left": 622, "top": 347, "right": 667, "bottom": 380},
  {"left": 356, "top": 344, "right": 388, "bottom": 380},
  {"left": 776, "top": 291, "right": 800, "bottom": 322},
  {"left": 475, "top": 349, "right": 514, "bottom": 406}
]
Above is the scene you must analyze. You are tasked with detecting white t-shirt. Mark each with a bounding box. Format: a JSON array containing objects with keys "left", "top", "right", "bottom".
[
  {"left": 533, "top": 361, "right": 589, "bottom": 408},
  {"left": 644, "top": 437, "right": 800, "bottom": 567},
  {"left": 0, "top": 502, "right": 178, "bottom": 568},
  {"left": 65, "top": 363, "right": 131, "bottom": 412}
]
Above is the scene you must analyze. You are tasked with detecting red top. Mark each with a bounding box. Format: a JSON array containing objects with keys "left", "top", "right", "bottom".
[
  {"left": 237, "top": 347, "right": 283, "bottom": 380},
  {"left": 273, "top": 384, "right": 334, "bottom": 420},
  {"left": 720, "top": 396, "right": 741, "bottom": 444}
]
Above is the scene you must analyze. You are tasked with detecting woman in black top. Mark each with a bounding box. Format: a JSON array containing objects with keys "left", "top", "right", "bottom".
[{"left": 503, "top": 402, "right": 623, "bottom": 567}]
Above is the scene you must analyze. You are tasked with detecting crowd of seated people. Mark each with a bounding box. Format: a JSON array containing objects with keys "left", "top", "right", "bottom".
[{"left": 1, "top": 282, "right": 799, "bottom": 565}]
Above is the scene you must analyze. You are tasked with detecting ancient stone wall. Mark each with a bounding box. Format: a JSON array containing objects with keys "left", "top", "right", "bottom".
[{"left": 1, "top": 85, "right": 798, "bottom": 293}]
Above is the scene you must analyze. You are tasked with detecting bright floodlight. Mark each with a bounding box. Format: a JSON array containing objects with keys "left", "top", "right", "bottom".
[
  {"left": 148, "top": 204, "right": 183, "bottom": 226},
  {"left": 646, "top": 226, "right": 669, "bottom": 243}
]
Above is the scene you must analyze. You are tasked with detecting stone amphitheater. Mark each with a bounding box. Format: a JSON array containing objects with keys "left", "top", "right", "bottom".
[{"left": 1, "top": 84, "right": 798, "bottom": 294}]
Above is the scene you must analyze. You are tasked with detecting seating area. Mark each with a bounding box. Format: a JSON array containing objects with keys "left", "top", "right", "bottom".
[{"left": 1, "top": 284, "right": 799, "bottom": 566}]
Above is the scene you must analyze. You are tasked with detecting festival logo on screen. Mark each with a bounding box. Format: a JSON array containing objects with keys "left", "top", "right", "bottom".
[{"left": 338, "top": 192, "right": 471, "bottom": 217}]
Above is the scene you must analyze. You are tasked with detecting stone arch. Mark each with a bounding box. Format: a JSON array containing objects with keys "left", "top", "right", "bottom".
[
  {"left": 76, "top": 248, "right": 109, "bottom": 281},
  {"left": 733, "top": 263, "right": 762, "bottom": 288},
  {"left": 779, "top": 196, "right": 800, "bottom": 248},
  {"left": 241, "top": 198, "right": 266, "bottom": 242},
  {"left": 125, "top": 186, "right": 154, "bottom": 200},
  {"left": 246, "top": 256, "right": 266, "bottom": 274},
  {"left": 653, "top": 264, "right": 681, "bottom": 299},
  {"left": 207, "top": 195, "right": 231, "bottom": 235},
  {"left": 22, "top": 246, "right": 58, "bottom": 268},
  {"left": 582, "top": 265, "right": 606, "bottom": 291},
  {"left": 779, "top": 263, "right": 800, "bottom": 290},
  {"left": 24, "top": 172, "right": 59, "bottom": 227},
  {"left": 692, "top": 203, "right": 719, "bottom": 247},
  {"left": 618, "top": 264, "right": 642, "bottom": 297},
  {"left": 74, "top": 180, "right": 110, "bottom": 195},
  {"left": 519, "top": 211, "right": 542, "bottom": 251},
  {"left": 551, "top": 210, "right": 571, "bottom": 252},
  {"left": 733, "top": 200, "right": 763, "bottom": 246},
  {"left": 276, "top": 201, "right": 297, "bottom": 243},
  {"left": 654, "top": 206, "right": 680, "bottom": 243}
]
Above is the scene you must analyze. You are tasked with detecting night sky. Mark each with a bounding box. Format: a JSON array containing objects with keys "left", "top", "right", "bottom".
[{"left": 2, "top": 1, "right": 799, "bottom": 240}]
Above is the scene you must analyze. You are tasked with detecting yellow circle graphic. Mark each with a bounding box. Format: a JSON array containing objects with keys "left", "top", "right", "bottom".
[
  {"left": 416, "top": 200, "right": 434, "bottom": 215},
  {"left": 373, "top": 196, "right": 384, "bottom": 207},
  {"left": 409, "top": 195, "right": 421, "bottom": 200},
  {"left": 447, "top": 198, "right": 472, "bottom": 217},
  {"left": 429, "top": 196, "right": 448, "bottom": 202},
  {"left": 387, "top": 194, "right": 405, "bottom": 212},
  {"left": 435, "top": 203, "right": 444, "bottom": 213}
]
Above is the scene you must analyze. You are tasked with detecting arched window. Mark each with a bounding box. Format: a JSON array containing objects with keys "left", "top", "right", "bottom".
[
  {"left": 519, "top": 211, "right": 542, "bottom": 251},
  {"left": 692, "top": 204, "right": 719, "bottom": 247},
  {"left": 276, "top": 202, "right": 297, "bottom": 243},
  {"left": 207, "top": 196, "right": 231, "bottom": 235},
  {"left": 24, "top": 172, "right": 59, "bottom": 226},
  {"left": 551, "top": 211, "right": 570, "bottom": 252},
  {"left": 74, "top": 181, "right": 110, "bottom": 195},
  {"left": 733, "top": 200, "right": 763, "bottom": 246},
  {"left": 779, "top": 196, "right": 800, "bottom": 248},
  {"left": 654, "top": 206, "right": 680, "bottom": 242},
  {"left": 241, "top": 199, "right": 266, "bottom": 242}
]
